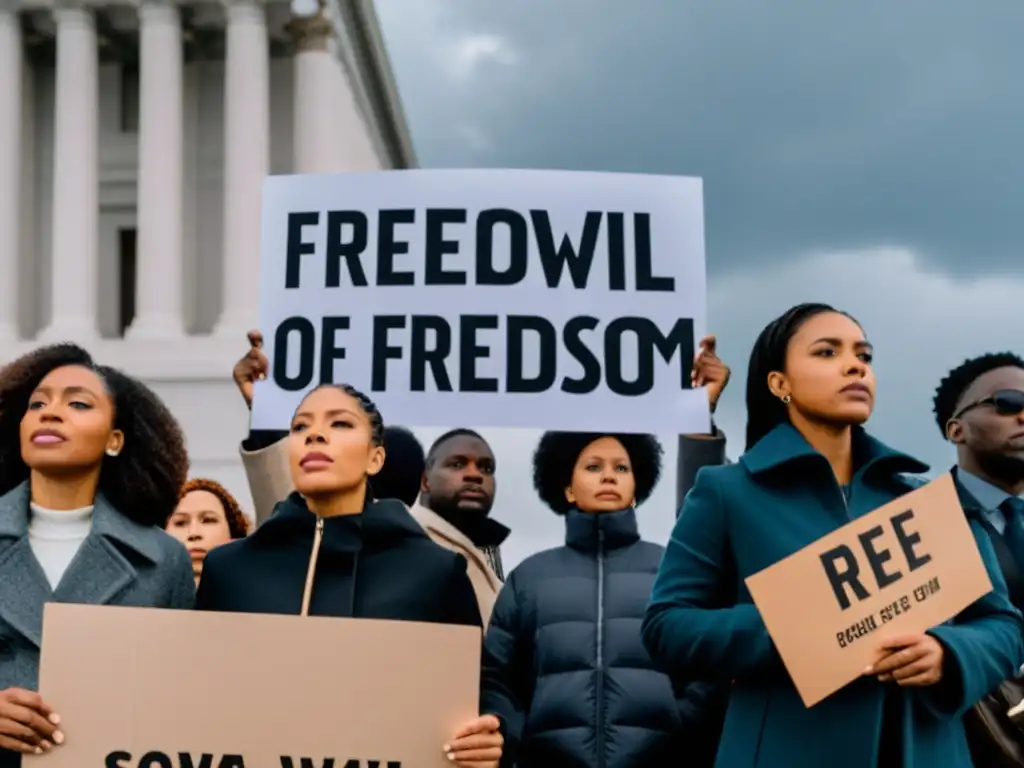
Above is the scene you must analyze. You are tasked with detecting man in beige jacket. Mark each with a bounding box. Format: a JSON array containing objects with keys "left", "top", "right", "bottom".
[
  {"left": 417, "top": 428, "right": 509, "bottom": 582},
  {"left": 231, "top": 332, "right": 508, "bottom": 626}
]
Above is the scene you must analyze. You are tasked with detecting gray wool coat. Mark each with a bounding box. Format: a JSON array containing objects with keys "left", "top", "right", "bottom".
[{"left": 0, "top": 481, "right": 195, "bottom": 692}]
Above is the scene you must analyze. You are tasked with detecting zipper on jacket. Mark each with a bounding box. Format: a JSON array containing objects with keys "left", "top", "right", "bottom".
[
  {"left": 832, "top": 478, "right": 853, "bottom": 523},
  {"left": 595, "top": 526, "right": 606, "bottom": 768},
  {"left": 300, "top": 517, "right": 324, "bottom": 617}
]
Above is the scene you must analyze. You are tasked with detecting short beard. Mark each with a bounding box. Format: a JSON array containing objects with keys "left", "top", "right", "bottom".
[
  {"left": 430, "top": 495, "right": 492, "bottom": 521},
  {"left": 977, "top": 451, "right": 1024, "bottom": 486}
]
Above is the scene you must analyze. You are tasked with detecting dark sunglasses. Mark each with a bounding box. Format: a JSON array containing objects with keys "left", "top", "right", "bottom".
[{"left": 953, "top": 389, "right": 1024, "bottom": 420}]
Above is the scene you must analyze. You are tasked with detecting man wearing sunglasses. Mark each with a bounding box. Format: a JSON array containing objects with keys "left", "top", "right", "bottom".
[
  {"left": 933, "top": 351, "right": 1024, "bottom": 608},
  {"left": 934, "top": 355, "right": 1024, "bottom": 768}
]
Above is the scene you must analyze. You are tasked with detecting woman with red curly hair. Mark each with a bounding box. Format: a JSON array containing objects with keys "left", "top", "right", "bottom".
[{"left": 166, "top": 478, "right": 250, "bottom": 584}]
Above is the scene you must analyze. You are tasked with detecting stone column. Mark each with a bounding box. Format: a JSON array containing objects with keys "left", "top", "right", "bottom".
[
  {"left": 0, "top": 2, "right": 22, "bottom": 342},
  {"left": 40, "top": 1, "right": 99, "bottom": 342},
  {"left": 214, "top": 0, "right": 269, "bottom": 337},
  {"left": 127, "top": 0, "right": 185, "bottom": 339},
  {"left": 290, "top": 7, "right": 346, "bottom": 173}
]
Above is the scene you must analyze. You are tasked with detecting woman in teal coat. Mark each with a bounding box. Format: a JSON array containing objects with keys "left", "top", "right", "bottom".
[{"left": 642, "top": 303, "right": 1024, "bottom": 768}]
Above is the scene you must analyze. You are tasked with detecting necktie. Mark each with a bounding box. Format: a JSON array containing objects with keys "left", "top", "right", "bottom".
[{"left": 999, "top": 497, "right": 1024, "bottom": 568}]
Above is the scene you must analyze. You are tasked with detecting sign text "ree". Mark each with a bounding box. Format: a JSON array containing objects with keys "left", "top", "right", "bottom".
[{"left": 819, "top": 508, "right": 932, "bottom": 612}]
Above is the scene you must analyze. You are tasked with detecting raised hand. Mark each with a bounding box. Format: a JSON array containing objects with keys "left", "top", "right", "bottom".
[
  {"left": 692, "top": 334, "right": 731, "bottom": 412},
  {"left": 231, "top": 330, "right": 269, "bottom": 410}
]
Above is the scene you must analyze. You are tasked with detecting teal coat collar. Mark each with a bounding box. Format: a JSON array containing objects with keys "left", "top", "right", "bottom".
[{"left": 740, "top": 423, "right": 928, "bottom": 479}]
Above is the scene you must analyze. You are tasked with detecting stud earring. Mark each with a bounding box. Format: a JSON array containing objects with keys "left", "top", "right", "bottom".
[
  {"left": 105, "top": 448, "right": 119, "bottom": 457},
  {"left": 782, "top": 395, "right": 792, "bottom": 404}
]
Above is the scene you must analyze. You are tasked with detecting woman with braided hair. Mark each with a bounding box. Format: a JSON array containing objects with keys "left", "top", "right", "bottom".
[
  {"left": 643, "top": 303, "right": 1023, "bottom": 767},
  {"left": 194, "top": 382, "right": 506, "bottom": 767}
]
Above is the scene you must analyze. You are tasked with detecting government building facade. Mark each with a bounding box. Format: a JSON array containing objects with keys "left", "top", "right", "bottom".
[{"left": 0, "top": 0, "right": 415, "bottom": 516}]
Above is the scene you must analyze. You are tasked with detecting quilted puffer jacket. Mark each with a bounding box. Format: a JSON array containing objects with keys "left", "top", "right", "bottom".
[{"left": 480, "top": 506, "right": 724, "bottom": 767}]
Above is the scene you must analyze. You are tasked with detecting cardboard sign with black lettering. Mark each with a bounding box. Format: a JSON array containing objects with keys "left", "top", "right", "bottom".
[
  {"left": 744, "top": 473, "right": 993, "bottom": 708},
  {"left": 250, "top": 169, "right": 708, "bottom": 433},
  {"left": 28, "top": 604, "right": 480, "bottom": 768}
]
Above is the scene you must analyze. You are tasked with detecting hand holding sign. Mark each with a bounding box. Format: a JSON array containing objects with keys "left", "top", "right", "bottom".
[
  {"left": 691, "top": 334, "right": 730, "bottom": 412},
  {"left": 0, "top": 688, "right": 62, "bottom": 755},
  {"left": 231, "top": 330, "right": 268, "bottom": 409},
  {"left": 34, "top": 605, "right": 482, "bottom": 767},
  {"left": 253, "top": 170, "right": 710, "bottom": 435},
  {"left": 745, "top": 474, "right": 993, "bottom": 707},
  {"left": 444, "top": 714, "right": 503, "bottom": 766},
  {"left": 868, "top": 632, "right": 945, "bottom": 686}
]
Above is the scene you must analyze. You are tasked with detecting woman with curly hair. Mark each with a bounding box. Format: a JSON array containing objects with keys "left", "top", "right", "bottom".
[
  {"left": 480, "top": 431, "right": 723, "bottom": 767},
  {"left": 166, "top": 478, "right": 250, "bottom": 584},
  {"left": 0, "top": 343, "right": 194, "bottom": 765}
]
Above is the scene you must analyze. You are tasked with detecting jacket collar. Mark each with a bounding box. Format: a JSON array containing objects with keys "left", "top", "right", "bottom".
[
  {"left": 740, "top": 423, "right": 928, "bottom": 480},
  {"left": 0, "top": 480, "right": 163, "bottom": 562},
  {"left": 951, "top": 466, "right": 987, "bottom": 515},
  {"left": 411, "top": 502, "right": 476, "bottom": 553},
  {"left": 410, "top": 502, "right": 503, "bottom": 588},
  {"left": 565, "top": 507, "right": 640, "bottom": 553},
  {"left": 462, "top": 515, "right": 510, "bottom": 549},
  {"left": 0, "top": 481, "right": 164, "bottom": 648},
  {"left": 254, "top": 492, "right": 428, "bottom": 554},
  {"left": 952, "top": 465, "right": 1019, "bottom": 514},
  {"left": 415, "top": 494, "right": 510, "bottom": 550}
]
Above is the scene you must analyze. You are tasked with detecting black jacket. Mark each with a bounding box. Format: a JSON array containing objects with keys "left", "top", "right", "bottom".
[
  {"left": 953, "top": 468, "right": 1024, "bottom": 768},
  {"left": 953, "top": 467, "right": 1024, "bottom": 612},
  {"left": 196, "top": 492, "right": 482, "bottom": 627},
  {"left": 481, "top": 507, "right": 723, "bottom": 767}
]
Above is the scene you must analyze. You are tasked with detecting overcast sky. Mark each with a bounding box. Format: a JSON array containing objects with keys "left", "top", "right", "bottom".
[{"left": 373, "top": 0, "right": 1024, "bottom": 569}]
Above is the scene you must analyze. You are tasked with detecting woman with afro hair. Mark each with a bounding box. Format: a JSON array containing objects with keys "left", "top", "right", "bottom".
[
  {"left": 167, "top": 478, "right": 251, "bottom": 585},
  {"left": 0, "top": 344, "right": 195, "bottom": 765},
  {"left": 479, "top": 431, "right": 723, "bottom": 767}
]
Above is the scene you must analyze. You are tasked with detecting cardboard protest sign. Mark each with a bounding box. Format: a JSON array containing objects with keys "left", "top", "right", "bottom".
[
  {"left": 29, "top": 604, "right": 480, "bottom": 768},
  {"left": 745, "top": 473, "right": 993, "bottom": 708},
  {"left": 251, "top": 169, "right": 709, "bottom": 435}
]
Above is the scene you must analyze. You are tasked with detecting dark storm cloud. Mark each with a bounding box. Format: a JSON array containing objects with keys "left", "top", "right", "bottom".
[
  {"left": 377, "top": 0, "right": 1024, "bottom": 276},
  {"left": 370, "top": 1, "right": 1024, "bottom": 567}
]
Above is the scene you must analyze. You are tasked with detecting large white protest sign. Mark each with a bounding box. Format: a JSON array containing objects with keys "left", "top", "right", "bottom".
[{"left": 251, "top": 169, "right": 708, "bottom": 434}]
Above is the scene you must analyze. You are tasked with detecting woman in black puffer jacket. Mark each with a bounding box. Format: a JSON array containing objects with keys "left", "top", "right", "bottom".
[{"left": 480, "top": 431, "right": 724, "bottom": 767}]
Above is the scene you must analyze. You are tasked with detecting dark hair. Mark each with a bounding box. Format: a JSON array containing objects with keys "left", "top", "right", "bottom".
[
  {"left": 368, "top": 426, "right": 425, "bottom": 506},
  {"left": 425, "top": 428, "right": 489, "bottom": 467},
  {"left": 0, "top": 343, "right": 189, "bottom": 527},
  {"left": 301, "top": 383, "right": 384, "bottom": 446},
  {"left": 932, "top": 352, "right": 1024, "bottom": 437},
  {"left": 745, "top": 303, "right": 860, "bottom": 452},
  {"left": 532, "top": 431, "right": 663, "bottom": 514},
  {"left": 179, "top": 477, "right": 251, "bottom": 538}
]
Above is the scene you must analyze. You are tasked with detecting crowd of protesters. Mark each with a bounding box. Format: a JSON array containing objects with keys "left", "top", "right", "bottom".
[{"left": 0, "top": 302, "right": 1021, "bottom": 767}]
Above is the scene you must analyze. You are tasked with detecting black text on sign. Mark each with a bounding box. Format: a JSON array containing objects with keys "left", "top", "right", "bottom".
[
  {"left": 271, "top": 314, "right": 695, "bottom": 396},
  {"left": 282, "top": 209, "right": 676, "bottom": 291},
  {"left": 819, "top": 509, "right": 932, "bottom": 612}
]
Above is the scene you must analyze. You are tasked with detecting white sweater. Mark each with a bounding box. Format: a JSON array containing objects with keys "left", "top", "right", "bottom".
[{"left": 28, "top": 502, "right": 93, "bottom": 589}]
